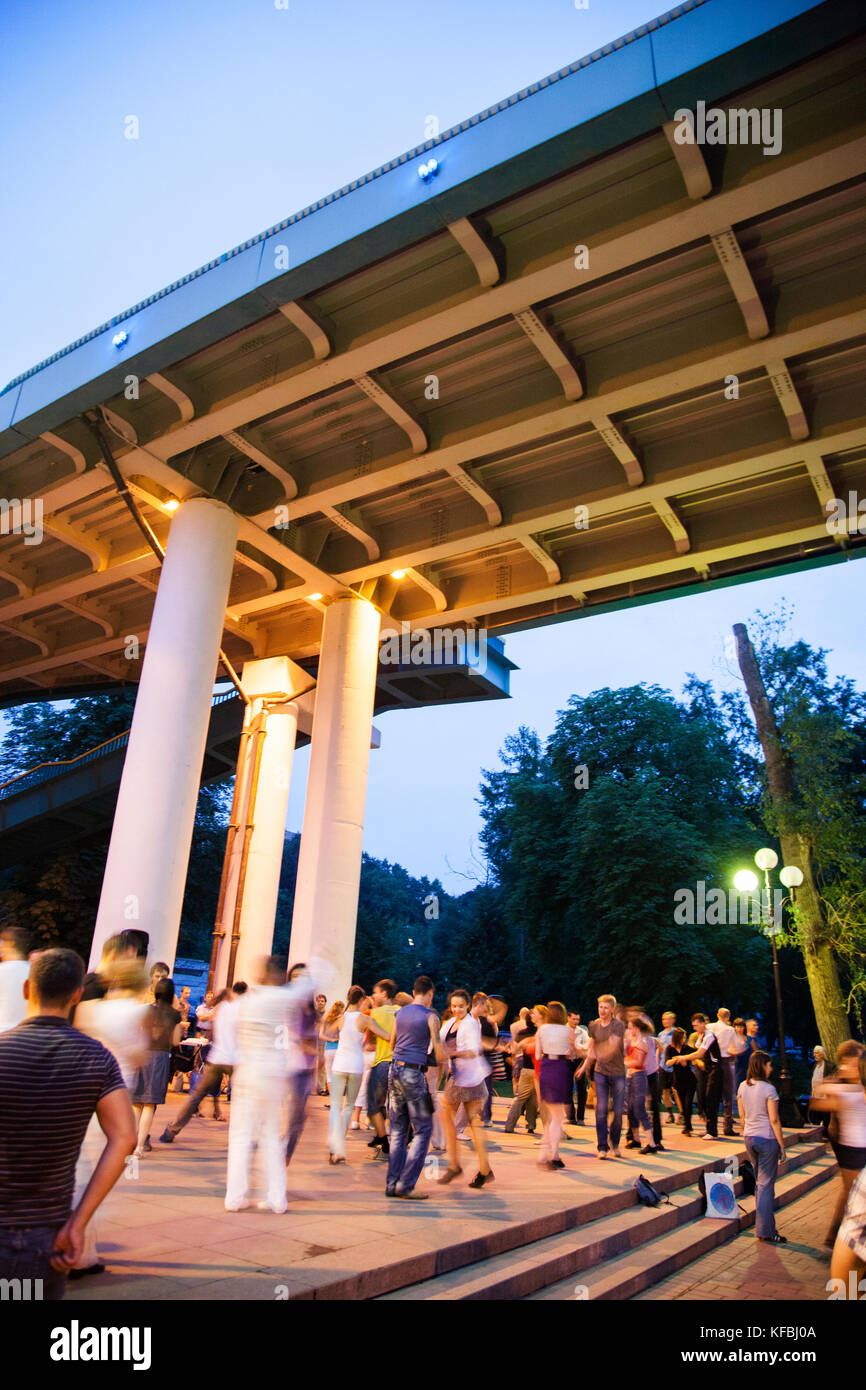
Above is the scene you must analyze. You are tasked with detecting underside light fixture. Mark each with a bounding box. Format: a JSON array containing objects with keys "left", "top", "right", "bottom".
[
  {"left": 164, "top": 498, "right": 180, "bottom": 513},
  {"left": 308, "top": 592, "right": 323, "bottom": 602},
  {"left": 418, "top": 157, "right": 439, "bottom": 182},
  {"left": 112, "top": 330, "right": 129, "bottom": 348},
  {"left": 390, "top": 569, "right": 407, "bottom": 579}
]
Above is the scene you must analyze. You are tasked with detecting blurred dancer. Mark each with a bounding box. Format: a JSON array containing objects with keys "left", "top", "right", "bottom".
[
  {"left": 226, "top": 956, "right": 292, "bottom": 1213},
  {"left": 284, "top": 961, "right": 322, "bottom": 1167},
  {"left": 71, "top": 951, "right": 149, "bottom": 1278},
  {"left": 0, "top": 925, "right": 31, "bottom": 1033},
  {"left": 811, "top": 1040, "right": 866, "bottom": 1251},
  {"left": 624, "top": 1013, "right": 656, "bottom": 1155},
  {"left": 831, "top": 1055, "right": 866, "bottom": 1291},
  {"left": 504, "top": 1014, "right": 540, "bottom": 1134},
  {"left": 536, "top": 1002, "right": 575, "bottom": 1170},
  {"left": 159, "top": 985, "right": 244, "bottom": 1142},
  {"left": 132, "top": 977, "right": 182, "bottom": 1155}
]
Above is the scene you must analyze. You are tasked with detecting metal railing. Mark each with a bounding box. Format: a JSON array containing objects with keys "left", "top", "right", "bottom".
[{"left": 0, "top": 690, "right": 239, "bottom": 802}]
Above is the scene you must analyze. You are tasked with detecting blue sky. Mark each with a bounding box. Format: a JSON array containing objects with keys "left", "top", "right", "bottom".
[{"left": 3, "top": 0, "right": 864, "bottom": 890}]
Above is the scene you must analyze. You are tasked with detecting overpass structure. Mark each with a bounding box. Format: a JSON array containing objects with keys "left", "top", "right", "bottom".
[{"left": 1, "top": 0, "right": 865, "bottom": 990}]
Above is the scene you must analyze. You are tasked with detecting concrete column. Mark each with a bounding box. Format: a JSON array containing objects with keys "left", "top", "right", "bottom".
[
  {"left": 289, "top": 594, "right": 381, "bottom": 996},
  {"left": 90, "top": 497, "right": 239, "bottom": 971},
  {"left": 213, "top": 656, "right": 306, "bottom": 990}
]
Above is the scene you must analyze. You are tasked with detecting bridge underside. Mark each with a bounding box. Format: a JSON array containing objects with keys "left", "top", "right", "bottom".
[{"left": 0, "top": 0, "right": 864, "bottom": 987}]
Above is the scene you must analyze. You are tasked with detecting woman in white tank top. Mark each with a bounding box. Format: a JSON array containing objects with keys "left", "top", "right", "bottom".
[{"left": 329, "top": 986, "right": 392, "bottom": 1163}]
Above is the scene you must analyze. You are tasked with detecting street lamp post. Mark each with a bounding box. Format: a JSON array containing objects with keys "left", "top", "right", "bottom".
[{"left": 741, "top": 848, "right": 805, "bottom": 1128}]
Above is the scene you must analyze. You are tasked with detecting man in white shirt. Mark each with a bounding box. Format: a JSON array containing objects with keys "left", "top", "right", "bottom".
[
  {"left": 0, "top": 927, "right": 32, "bottom": 1033},
  {"left": 713, "top": 1007, "right": 738, "bottom": 1137}
]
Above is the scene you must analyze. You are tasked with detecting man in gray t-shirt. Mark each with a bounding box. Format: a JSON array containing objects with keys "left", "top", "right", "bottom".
[{"left": 578, "top": 996, "right": 626, "bottom": 1158}]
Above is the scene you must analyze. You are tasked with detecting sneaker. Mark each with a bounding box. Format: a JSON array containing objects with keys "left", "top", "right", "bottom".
[
  {"left": 655, "top": 1143, "right": 666, "bottom": 1153},
  {"left": 372, "top": 1148, "right": 388, "bottom": 1162},
  {"left": 701, "top": 1133, "right": 722, "bottom": 1141},
  {"left": 385, "top": 1188, "right": 398, "bottom": 1198},
  {"left": 350, "top": 1120, "right": 360, "bottom": 1130},
  {"left": 468, "top": 1169, "right": 495, "bottom": 1188},
  {"left": 257, "top": 1201, "right": 287, "bottom": 1214},
  {"left": 225, "top": 1200, "right": 251, "bottom": 1212},
  {"left": 537, "top": 1159, "right": 557, "bottom": 1171},
  {"left": 597, "top": 1150, "right": 609, "bottom": 1160},
  {"left": 158, "top": 1128, "right": 175, "bottom": 1144},
  {"left": 625, "top": 1139, "right": 640, "bottom": 1150},
  {"left": 640, "top": 1146, "right": 657, "bottom": 1155},
  {"left": 551, "top": 1158, "right": 566, "bottom": 1169},
  {"left": 367, "top": 1136, "right": 382, "bottom": 1149},
  {"left": 758, "top": 1234, "right": 788, "bottom": 1244},
  {"left": 611, "top": 1149, "right": 622, "bottom": 1159},
  {"left": 396, "top": 1190, "right": 430, "bottom": 1200}
]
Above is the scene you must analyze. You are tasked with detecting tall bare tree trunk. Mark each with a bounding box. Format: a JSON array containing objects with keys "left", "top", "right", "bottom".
[{"left": 734, "top": 623, "right": 850, "bottom": 1059}]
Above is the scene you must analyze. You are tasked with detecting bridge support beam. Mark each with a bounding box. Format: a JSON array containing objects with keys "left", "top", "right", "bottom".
[
  {"left": 213, "top": 656, "right": 306, "bottom": 991},
  {"left": 89, "top": 497, "right": 239, "bottom": 971},
  {"left": 289, "top": 594, "right": 380, "bottom": 997}
]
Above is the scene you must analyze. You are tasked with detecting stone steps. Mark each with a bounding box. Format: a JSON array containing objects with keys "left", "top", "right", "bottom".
[
  {"left": 529, "top": 1151, "right": 835, "bottom": 1301},
  {"left": 375, "top": 1136, "right": 834, "bottom": 1301}
]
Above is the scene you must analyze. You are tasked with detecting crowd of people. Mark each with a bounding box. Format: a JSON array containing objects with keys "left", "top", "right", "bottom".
[{"left": 1, "top": 919, "right": 865, "bottom": 1301}]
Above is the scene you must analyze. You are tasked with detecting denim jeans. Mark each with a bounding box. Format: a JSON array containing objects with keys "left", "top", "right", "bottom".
[
  {"left": 594, "top": 1071, "right": 626, "bottom": 1152},
  {"left": 0, "top": 1224, "right": 66, "bottom": 1301},
  {"left": 386, "top": 1064, "right": 433, "bottom": 1194},
  {"left": 482, "top": 1073, "right": 494, "bottom": 1124},
  {"left": 285, "top": 1069, "right": 313, "bottom": 1165},
  {"left": 746, "top": 1133, "right": 779, "bottom": 1238},
  {"left": 626, "top": 1071, "right": 652, "bottom": 1141}
]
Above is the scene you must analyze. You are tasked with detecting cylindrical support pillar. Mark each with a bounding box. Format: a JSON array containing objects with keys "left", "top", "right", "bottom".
[
  {"left": 90, "top": 497, "right": 239, "bottom": 971},
  {"left": 289, "top": 595, "right": 381, "bottom": 997},
  {"left": 229, "top": 700, "right": 298, "bottom": 987}
]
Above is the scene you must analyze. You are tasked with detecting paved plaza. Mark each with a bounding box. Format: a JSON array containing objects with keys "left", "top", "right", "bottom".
[{"left": 64, "top": 1091, "right": 836, "bottom": 1302}]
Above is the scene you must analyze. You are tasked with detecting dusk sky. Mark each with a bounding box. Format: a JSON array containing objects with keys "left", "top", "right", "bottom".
[{"left": 3, "top": 0, "right": 864, "bottom": 891}]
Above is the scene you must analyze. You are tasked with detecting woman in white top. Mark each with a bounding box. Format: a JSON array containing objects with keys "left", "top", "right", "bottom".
[
  {"left": 437, "top": 990, "right": 493, "bottom": 1189},
  {"left": 737, "top": 1049, "right": 787, "bottom": 1243},
  {"left": 536, "top": 1002, "right": 576, "bottom": 1169},
  {"left": 327, "top": 986, "right": 391, "bottom": 1163},
  {"left": 72, "top": 954, "right": 150, "bottom": 1276},
  {"left": 810, "top": 1039, "right": 866, "bottom": 1249}
]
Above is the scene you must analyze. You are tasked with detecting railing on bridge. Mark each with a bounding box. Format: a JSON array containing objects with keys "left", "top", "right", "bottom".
[{"left": 0, "top": 690, "right": 239, "bottom": 802}]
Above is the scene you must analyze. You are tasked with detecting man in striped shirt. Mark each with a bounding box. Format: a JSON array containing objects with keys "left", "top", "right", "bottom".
[{"left": 0, "top": 948, "right": 137, "bottom": 1299}]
